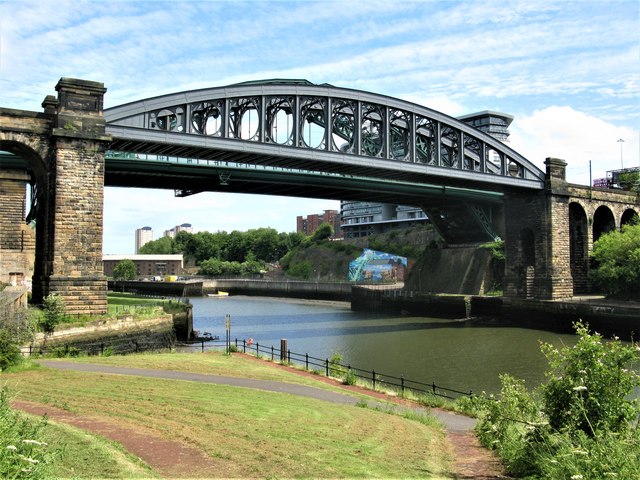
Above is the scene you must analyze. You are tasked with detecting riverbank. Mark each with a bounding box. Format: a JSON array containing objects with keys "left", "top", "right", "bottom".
[{"left": 352, "top": 286, "right": 640, "bottom": 338}]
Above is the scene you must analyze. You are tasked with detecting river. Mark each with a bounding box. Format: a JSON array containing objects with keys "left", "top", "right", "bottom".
[{"left": 190, "top": 295, "right": 586, "bottom": 395}]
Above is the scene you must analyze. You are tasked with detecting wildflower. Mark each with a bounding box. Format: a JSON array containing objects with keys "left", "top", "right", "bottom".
[
  {"left": 572, "top": 385, "right": 587, "bottom": 392},
  {"left": 571, "top": 475, "right": 584, "bottom": 480},
  {"left": 19, "top": 455, "right": 39, "bottom": 464},
  {"left": 22, "top": 439, "right": 47, "bottom": 446},
  {"left": 6, "top": 445, "right": 17, "bottom": 451}
]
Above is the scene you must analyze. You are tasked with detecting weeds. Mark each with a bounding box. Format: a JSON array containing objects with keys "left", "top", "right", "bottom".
[{"left": 471, "top": 322, "right": 640, "bottom": 478}]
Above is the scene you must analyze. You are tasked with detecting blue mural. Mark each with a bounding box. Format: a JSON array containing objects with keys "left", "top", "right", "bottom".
[{"left": 348, "top": 249, "right": 408, "bottom": 283}]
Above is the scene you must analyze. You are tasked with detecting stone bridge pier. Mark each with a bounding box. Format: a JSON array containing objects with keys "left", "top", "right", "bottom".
[
  {"left": 0, "top": 78, "right": 109, "bottom": 314},
  {"left": 503, "top": 158, "right": 639, "bottom": 300}
]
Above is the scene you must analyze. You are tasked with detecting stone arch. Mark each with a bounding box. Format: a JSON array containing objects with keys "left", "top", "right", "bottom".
[
  {"left": 0, "top": 137, "right": 51, "bottom": 300},
  {"left": 593, "top": 205, "right": 616, "bottom": 242},
  {"left": 621, "top": 208, "right": 639, "bottom": 227},
  {"left": 569, "top": 202, "right": 589, "bottom": 294}
]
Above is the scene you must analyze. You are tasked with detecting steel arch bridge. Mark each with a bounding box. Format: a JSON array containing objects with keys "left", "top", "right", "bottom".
[
  {"left": 104, "top": 79, "right": 544, "bottom": 242},
  {"left": 105, "top": 79, "right": 543, "bottom": 192}
]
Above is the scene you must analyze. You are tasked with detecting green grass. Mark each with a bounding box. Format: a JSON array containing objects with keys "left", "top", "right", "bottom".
[
  {"left": 37, "top": 419, "right": 158, "bottom": 479},
  {"left": 3, "top": 353, "right": 455, "bottom": 478}
]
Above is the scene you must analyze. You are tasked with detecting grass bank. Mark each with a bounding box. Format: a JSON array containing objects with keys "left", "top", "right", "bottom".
[{"left": 3, "top": 353, "right": 455, "bottom": 478}]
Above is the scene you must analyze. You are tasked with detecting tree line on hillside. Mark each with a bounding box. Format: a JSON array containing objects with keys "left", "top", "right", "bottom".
[{"left": 138, "top": 225, "right": 335, "bottom": 276}]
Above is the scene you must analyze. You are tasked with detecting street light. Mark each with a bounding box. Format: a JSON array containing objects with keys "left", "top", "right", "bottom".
[{"left": 617, "top": 138, "right": 625, "bottom": 169}]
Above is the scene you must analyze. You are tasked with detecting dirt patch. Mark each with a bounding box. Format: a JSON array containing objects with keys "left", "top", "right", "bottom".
[{"left": 11, "top": 400, "right": 222, "bottom": 479}]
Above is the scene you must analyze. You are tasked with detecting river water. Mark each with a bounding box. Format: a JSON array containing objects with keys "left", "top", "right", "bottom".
[{"left": 190, "top": 295, "right": 585, "bottom": 395}]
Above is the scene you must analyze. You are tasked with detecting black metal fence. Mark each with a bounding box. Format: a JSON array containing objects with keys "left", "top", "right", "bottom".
[
  {"left": 231, "top": 339, "right": 474, "bottom": 400},
  {"left": 28, "top": 335, "right": 474, "bottom": 401}
]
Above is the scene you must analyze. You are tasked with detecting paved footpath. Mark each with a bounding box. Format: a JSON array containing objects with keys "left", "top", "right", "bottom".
[{"left": 40, "top": 360, "right": 476, "bottom": 432}]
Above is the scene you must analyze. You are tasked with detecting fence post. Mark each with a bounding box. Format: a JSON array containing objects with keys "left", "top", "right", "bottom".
[
  {"left": 401, "top": 375, "right": 404, "bottom": 394},
  {"left": 243, "top": 339, "right": 246, "bottom": 353},
  {"left": 325, "top": 358, "right": 329, "bottom": 377},
  {"left": 432, "top": 382, "right": 436, "bottom": 395},
  {"left": 271, "top": 345, "right": 274, "bottom": 361},
  {"left": 280, "top": 339, "right": 288, "bottom": 362},
  {"left": 201, "top": 340, "right": 204, "bottom": 353},
  {"left": 101, "top": 343, "right": 104, "bottom": 356},
  {"left": 305, "top": 353, "right": 308, "bottom": 371},
  {"left": 256, "top": 342, "right": 259, "bottom": 357},
  {"left": 372, "top": 369, "right": 376, "bottom": 390},
  {"left": 287, "top": 349, "right": 291, "bottom": 363}
]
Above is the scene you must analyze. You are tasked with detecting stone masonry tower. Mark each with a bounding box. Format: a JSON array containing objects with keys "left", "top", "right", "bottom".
[{"left": 39, "top": 78, "right": 110, "bottom": 314}]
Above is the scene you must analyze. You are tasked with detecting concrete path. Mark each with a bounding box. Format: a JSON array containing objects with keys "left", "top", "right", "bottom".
[{"left": 39, "top": 360, "right": 476, "bottom": 432}]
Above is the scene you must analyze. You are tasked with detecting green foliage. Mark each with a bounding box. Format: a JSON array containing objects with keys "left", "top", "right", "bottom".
[
  {"left": 311, "top": 222, "right": 334, "bottom": 242},
  {"left": 112, "top": 259, "right": 137, "bottom": 281},
  {"left": 287, "top": 260, "right": 312, "bottom": 280},
  {"left": 540, "top": 323, "right": 639, "bottom": 435},
  {"left": 328, "top": 352, "right": 347, "bottom": 377},
  {"left": 472, "top": 322, "right": 640, "bottom": 478},
  {"left": 138, "top": 235, "right": 175, "bottom": 254},
  {"left": 0, "top": 308, "right": 35, "bottom": 371},
  {"left": 39, "top": 294, "right": 66, "bottom": 334},
  {"left": 479, "top": 240, "right": 505, "bottom": 261},
  {"left": 590, "top": 222, "right": 640, "bottom": 299},
  {"left": 619, "top": 170, "right": 640, "bottom": 193},
  {"left": 0, "top": 385, "right": 58, "bottom": 478}
]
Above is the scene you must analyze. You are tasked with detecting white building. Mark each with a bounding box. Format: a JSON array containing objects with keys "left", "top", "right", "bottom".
[{"left": 135, "top": 226, "right": 153, "bottom": 253}]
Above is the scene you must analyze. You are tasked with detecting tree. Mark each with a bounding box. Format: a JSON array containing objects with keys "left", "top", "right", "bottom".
[
  {"left": 113, "top": 259, "right": 137, "bottom": 281},
  {"left": 39, "top": 294, "right": 66, "bottom": 334},
  {"left": 139, "top": 236, "right": 175, "bottom": 254},
  {"left": 311, "top": 222, "right": 334, "bottom": 242},
  {"left": 590, "top": 221, "right": 640, "bottom": 299}
]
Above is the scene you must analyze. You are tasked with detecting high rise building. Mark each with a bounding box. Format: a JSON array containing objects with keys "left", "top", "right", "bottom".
[
  {"left": 340, "top": 111, "right": 513, "bottom": 239},
  {"left": 135, "top": 226, "right": 153, "bottom": 253},
  {"left": 164, "top": 223, "right": 193, "bottom": 238}
]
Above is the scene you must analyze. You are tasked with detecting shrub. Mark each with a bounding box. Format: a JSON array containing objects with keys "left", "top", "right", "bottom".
[
  {"left": 590, "top": 222, "right": 640, "bottom": 299},
  {"left": 473, "top": 322, "right": 640, "bottom": 478},
  {"left": 39, "top": 294, "right": 66, "bottom": 334}
]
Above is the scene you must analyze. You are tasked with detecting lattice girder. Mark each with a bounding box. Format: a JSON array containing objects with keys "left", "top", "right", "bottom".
[{"left": 105, "top": 80, "right": 544, "bottom": 191}]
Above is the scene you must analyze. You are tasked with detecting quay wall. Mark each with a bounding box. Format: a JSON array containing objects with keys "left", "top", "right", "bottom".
[
  {"left": 351, "top": 287, "right": 640, "bottom": 338},
  {"left": 25, "top": 315, "right": 176, "bottom": 356}
]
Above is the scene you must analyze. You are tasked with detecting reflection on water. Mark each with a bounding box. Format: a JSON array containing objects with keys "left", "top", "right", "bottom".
[{"left": 190, "top": 295, "right": 579, "bottom": 395}]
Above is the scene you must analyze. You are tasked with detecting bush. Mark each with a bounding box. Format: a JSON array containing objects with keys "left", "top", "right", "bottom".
[
  {"left": 39, "top": 294, "right": 66, "bottom": 334},
  {"left": 0, "top": 308, "right": 36, "bottom": 371},
  {"left": 590, "top": 222, "right": 640, "bottom": 299},
  {"left": 473, "top": 322, "right": 640, "bottom": 478}
]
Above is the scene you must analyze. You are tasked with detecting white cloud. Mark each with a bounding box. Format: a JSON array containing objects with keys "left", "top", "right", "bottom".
[{"left": 510, "top": 106, "right": 639, "bottom": 185}]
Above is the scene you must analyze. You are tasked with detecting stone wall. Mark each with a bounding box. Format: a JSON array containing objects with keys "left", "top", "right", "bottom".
[
  {"left": 504, "top": 158, "right": 639, "bottom": 300},
  {"left": 0, "top": 170, "right": 36, "bottom": 285}
]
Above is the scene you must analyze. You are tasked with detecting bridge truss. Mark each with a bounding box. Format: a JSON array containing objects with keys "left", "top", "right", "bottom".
[{"left": 105, "top": 79, "right": 544, "bottom": 194}]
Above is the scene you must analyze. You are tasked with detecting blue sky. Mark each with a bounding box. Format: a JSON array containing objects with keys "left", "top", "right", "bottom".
[{"left": 1, "top": 0, "right": 638, "bottom": 253}]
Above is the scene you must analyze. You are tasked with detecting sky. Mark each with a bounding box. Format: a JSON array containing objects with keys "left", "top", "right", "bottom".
[{"left": 1, "top": 0, "right": 638, "bottom": 254}]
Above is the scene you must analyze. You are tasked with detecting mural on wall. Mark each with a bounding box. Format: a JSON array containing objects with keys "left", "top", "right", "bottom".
[{"left": 348, "top": 249, "right": 408, "bottom": 283}]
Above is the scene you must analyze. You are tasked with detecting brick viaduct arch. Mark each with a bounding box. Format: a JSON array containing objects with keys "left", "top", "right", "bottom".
[{"left": 504, "top": 158, "right": 639, "bottom": 299}]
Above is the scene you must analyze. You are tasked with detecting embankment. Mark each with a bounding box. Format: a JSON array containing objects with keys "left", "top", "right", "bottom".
[
  {"left": 351, "top": 287, "right": 640, "bottom": 338},
  {"left": 25, "top": 315, "right": 177, "bottom": 356}
]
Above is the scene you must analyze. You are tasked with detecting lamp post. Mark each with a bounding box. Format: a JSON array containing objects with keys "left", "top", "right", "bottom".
[{"left": 617, "top": 138, "right": 624, "bottom": 169}]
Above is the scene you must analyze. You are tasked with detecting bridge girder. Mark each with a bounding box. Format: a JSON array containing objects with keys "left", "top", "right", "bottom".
[{"left": 105, "top": 80, "right": 544, "bottom": 194}]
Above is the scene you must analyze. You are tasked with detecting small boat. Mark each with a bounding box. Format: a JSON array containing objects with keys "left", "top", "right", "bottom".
[{"left": 207, "top": 291, "right": 229, "bottom": 297}]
